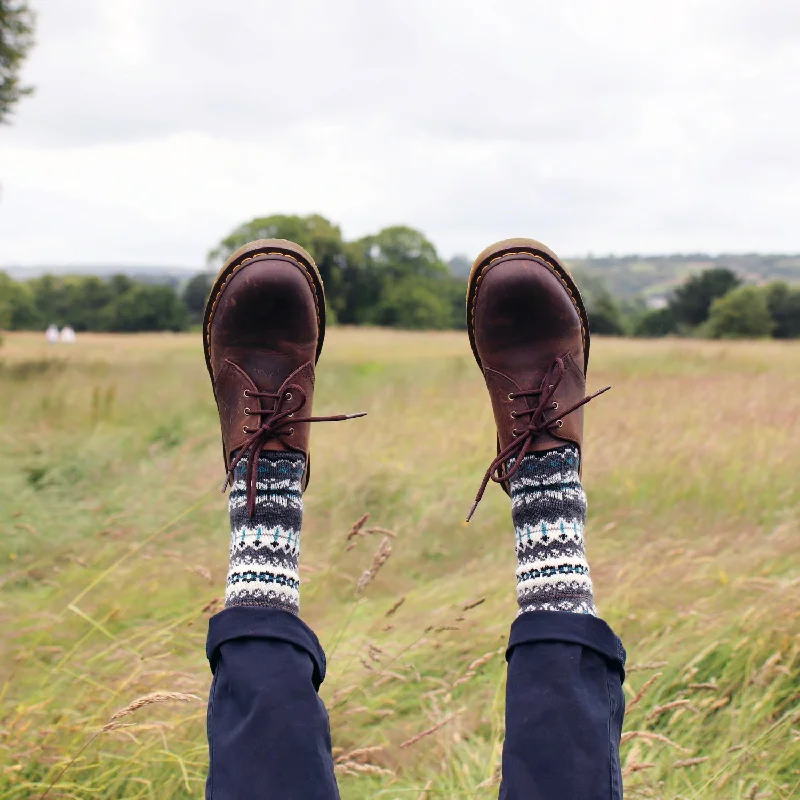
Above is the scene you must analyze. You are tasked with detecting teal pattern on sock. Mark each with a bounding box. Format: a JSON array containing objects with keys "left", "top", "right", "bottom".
[
  {"left": 509, "top": 445, "right": 596, "bottom": 615},
  {"left": 225, "top": 452, "right": 304, "bottom": 614}
]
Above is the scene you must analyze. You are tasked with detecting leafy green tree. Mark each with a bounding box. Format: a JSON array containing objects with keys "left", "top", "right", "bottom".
[
  {"left": 101, "top": 284, "right": 189, "bottom": 332},
  {"left": 569, "top": 269, "right": 627, "bottom": 335},
  {"left": 29, "top": 275, "right": 70, "bottom": 326},
  {"left": 109, "top": 274, "right": 135, "bottom": 296},
  {"left": 208, "top": 215, "right": 347, "bottom": 317},
  {"left": 634, "top": 307, "right": 677, "bottom": 337},
  {"left": 9, "top": 279, "right": 37, "bottom": 327},
  {"left": 439, "top": 273, "right": 468, "bottom": 330},
  {"left": 0, "top": 0, "right": 34, "bottom": 123},
  {"left": 183, "top": 272, "right": 213, "bottom": 322},
  {"left": 706, "top": 286, "right": 774, "bottom": 339},
  {"left": 0, "top": 272, "right": 10, "bottom": 333},
  {"left": 358, "top": 226, "right": 447, "bottom": 280},
  {"left": 64, "top": 276, "right": 113, "bottom": 330},
  {"left": 342, "top": 226, "right": 451, "bottom": 324},
  {"left": 587, "top": 293, "right": 626, "bottom": 335},
  {"left": 0, "top": 271, "right": 38, "bottom": 329},
  {"left": 764, "top": 281, "right": 800, "bottom": 339},
  {"left": 373, "top": 277, "right": 454, "bottom": 329},
  {"left": 668, "top": 268, "right": 741, "bottom": 327}
]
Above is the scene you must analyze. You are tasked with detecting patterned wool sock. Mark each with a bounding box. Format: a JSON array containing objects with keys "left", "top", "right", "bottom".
[
  {"left": 509, "top": 445, "right": 596, "bottom": 615},
  {"left": 225, "top": 451, "right": 304, "bottom": 614}
]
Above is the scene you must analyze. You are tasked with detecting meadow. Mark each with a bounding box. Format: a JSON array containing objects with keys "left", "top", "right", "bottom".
[{"left": 0, "top": 329, "right": 797, "bottom": 799}]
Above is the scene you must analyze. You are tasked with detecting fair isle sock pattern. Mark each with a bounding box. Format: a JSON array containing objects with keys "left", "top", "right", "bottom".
[
  {"left": 225, "top": 451, "right": 305, "bottom": 614},
  {"left": 509, "top": 445, "right": 597, "bottom": 616}
]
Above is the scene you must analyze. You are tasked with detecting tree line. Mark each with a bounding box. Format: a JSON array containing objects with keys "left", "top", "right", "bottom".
[
  {"left": 0, "top": 272, "right": 190, "bottom": 333},
  {"left": 2, "top": 214, "right": 799, "bottom": 338},
  {"left": 596, "top": 268, "right": 800, "bottom": 339},
  {"left": 0, "top": 218, "right": 468, "bottom": 334}
]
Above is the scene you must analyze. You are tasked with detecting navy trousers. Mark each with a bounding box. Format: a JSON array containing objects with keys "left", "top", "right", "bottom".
[{"left": 206, "top": 606, "right": 626, "bottom": 799}]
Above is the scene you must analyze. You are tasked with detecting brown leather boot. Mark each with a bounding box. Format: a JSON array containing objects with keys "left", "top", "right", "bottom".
[
  {"left": 466, "top": 238, "right": 609, "bottom": 521},
  {"left": 203, "top": 239, "right": 364, "bottom": 516}
]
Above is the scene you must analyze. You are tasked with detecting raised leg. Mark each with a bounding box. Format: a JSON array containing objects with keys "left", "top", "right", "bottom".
[
  {"left": 501, "top": 612, "right": 625, "bottom": 799},
  {"left": 206, "top": 606, "right": 338, "bottom": 800},
  {"left": 466, "top": 238, "right": 627, "bottom": 799},
  {"left": 201, "top": 241, "right": 362, "bottom": 799}
]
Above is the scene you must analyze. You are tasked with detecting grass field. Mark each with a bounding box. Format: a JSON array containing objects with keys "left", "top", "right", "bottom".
[{"left": 0, "top": 329, "right": 798, "bottom": 799}]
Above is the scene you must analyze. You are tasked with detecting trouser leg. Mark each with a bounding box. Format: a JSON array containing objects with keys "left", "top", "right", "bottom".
[
  {"left": 205, "top": 606, "right": 339, "bottom": 800},
  {"left": 500, "top": 611, "right": 626, "bottom": 800}
]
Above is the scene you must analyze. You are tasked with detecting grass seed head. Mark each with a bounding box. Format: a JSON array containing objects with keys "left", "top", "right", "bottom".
[
  {"left": 103, "top": 692, "right": 201, "bottom": 729},
  {"left": 356, "top": 536, "right": 392, "bottom": 593}
]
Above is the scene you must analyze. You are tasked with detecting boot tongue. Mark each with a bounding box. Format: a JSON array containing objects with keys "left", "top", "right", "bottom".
[{"left": 237, "top": 352, "right": 300, "bottom": 394}]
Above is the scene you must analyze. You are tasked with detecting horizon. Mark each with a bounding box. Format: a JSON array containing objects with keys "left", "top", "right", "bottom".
[{"left": 6, "top": 248, "right": 800, "bottom": 274}]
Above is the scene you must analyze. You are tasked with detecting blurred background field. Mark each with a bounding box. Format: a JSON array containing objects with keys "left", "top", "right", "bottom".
[{"left": 0, "top": 328, "right": 797, "bottom": 799}]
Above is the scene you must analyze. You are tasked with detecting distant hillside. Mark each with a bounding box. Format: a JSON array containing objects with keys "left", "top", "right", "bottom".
[
  {"left": 2, "top": 264, "right": 199, "bottom": 287},
  {"left": 568, "top": 254, "right": 800, "bottom": 300},
  {"left": 448, "top": 253, "right": 800, "bottom": 300}
]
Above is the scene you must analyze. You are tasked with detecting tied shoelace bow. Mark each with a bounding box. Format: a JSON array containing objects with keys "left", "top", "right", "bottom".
[
  {"left": 221, "top": 382, "right": 366, "bottom": 517},
  {"left": 466, "top": 356, "right": 611, "bottom": 523}
]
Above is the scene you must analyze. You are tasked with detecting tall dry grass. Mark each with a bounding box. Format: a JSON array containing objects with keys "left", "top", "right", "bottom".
[{"left": 0, "top": 330, "right": 797, "bottom": 798}]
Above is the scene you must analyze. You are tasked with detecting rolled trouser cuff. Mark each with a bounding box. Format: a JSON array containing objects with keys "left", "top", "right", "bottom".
[
  {"left": 207, "top": 605, "right": 327, "bottom": 688},
  {"left": 508, "top": 610, "right": 626, "bottom": 681}
]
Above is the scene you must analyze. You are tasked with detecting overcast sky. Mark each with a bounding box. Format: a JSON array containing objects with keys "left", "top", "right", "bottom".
[{"left": 1, "top": 0, "right": 798, "bottom": 268}]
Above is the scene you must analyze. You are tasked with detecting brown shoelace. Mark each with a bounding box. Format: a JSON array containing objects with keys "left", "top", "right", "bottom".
[
  {"left": 466, "top": 356, "right": 610, "bottom": 522},
  {"left": 222, "top": 380, "right": 366, "bottom": 517}
]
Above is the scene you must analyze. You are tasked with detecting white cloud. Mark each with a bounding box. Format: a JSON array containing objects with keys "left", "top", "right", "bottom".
[{"left": 1, "top": 0, "right": 799, "bottom": 266}]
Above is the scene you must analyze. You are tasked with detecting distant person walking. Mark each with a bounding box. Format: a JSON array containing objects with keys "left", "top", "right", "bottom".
[
  {"left": 45, "top": 324, "right": 59, "bottom": 344},
  {"left": 201, "top": 238, "right": 625, "bottom": 799},
  {"left": 60, "top": 325, "right": 76, "bottom": 343}
]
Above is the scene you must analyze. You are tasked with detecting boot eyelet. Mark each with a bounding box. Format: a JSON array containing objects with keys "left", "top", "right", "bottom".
[
  {"left": 287, "top": 428, "right": 295, "bottom": 436},
  {"left": 285, "top": 392, "right": 293, "bottom": 401},
  {"left": 556, "top": 419, "right": 563, "bottom": 428},
  {"left": 243, "top": 407, "right": 250, "bottom": 415},
  {"left": 243, "top": 426, "right": 251, "bottom": 434},
  {"left": 549, "top": 384, "right": 554, "bottom": 390},
  {"left": 512, "top": 428, "right": 520, "bottom": 436},
  {"left": 243, "top": 390, "right": 251, "bottom": 398},
  {"left": 510, "top": 410, "right": 517, "bottom": 419},
  {"left": 552, "top": 402, "right": 559, "bottom": 410},
  {"left": 288, "top": 412, "right": 294, "bottom": 418},
  {"left": 508, "top": 392, "right": 515, "bottom": 401}
]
